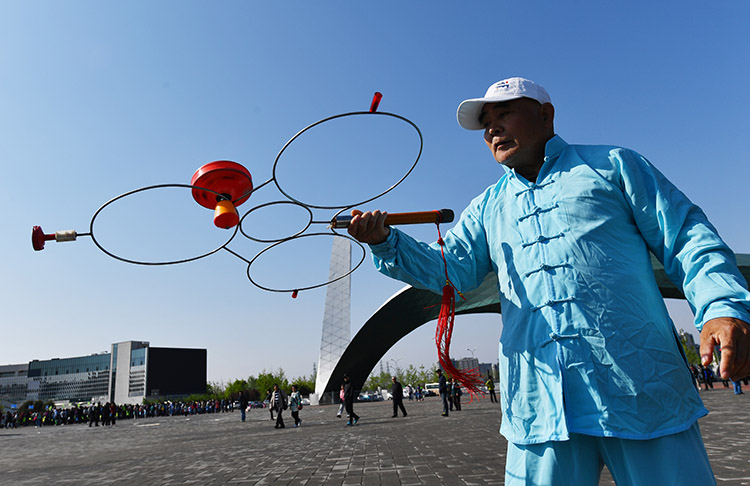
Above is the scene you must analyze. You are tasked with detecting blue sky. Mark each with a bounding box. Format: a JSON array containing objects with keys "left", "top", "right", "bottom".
[{"left": 2, "top": 2, "right": 748, "bottom": 384}]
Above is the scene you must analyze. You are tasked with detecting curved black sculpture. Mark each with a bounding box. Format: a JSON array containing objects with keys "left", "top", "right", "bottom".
[{"left": 318, "top": 253, "right": 750, "bottom": 403}]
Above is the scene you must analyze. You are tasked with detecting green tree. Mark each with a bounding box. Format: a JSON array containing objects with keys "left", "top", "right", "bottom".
[
  {"left": 364, "top": 369, "right": 392, "bottom": 391},
  {"left": 225, "top": 379, "right": 249, "bottom": 400},
  {"left": 402, "top": 364, "right": 437, "bottom": 386},
  {"left": 206, "top": 381, "right": 225, "bottom": 397},
  {"left": 679, "top": 329, "right": 701, "bottom": 365},
  {"left": 365, "top": 362, "right": 442, "bottom": 391},
  {"left": 290, "top": 372, "right": 316, "bottom": 395},
  {"left": 252, "top": 369, "right": 289, "bottom": 398}
]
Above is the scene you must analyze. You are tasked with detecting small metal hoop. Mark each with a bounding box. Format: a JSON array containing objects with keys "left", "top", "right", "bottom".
[
  {"left": 246, "top": 232, "right": 366, "bottom": 293},
  {"left": 272, "top": 111, "right": 423, "bottom": 210},
  {"left": 238, "top": 200, "right": 313, "bottom": 243},
  {"left": 89, "top": 184, "right": 239, "bottom": 265}
]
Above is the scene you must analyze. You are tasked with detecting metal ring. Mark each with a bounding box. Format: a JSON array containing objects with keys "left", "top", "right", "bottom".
[
  {"left": 238, "top": 200, "right": 313, "bottom": 243},
  {"left": 89, "top": 184, "right": 239, "bottom": 265},
  {"left": 272, "top": 111, "right": 423, "bottom": 210},
  {"left": 246, "top": 232, "right": 366, "bottom": 293}
]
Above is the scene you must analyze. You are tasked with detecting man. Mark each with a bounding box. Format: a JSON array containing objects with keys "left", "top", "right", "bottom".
[
  {"left": 88, "top": 403, "right": 99, "bottom": 427},
  {"left": 238, "top": 391, "right": 248, "bottom": 422},
  {"left": 450, "top": 378, "right": 462, "bottom": 411},
  {"left": 390, "top": 376, "right": 407, "bottom": 418},
  {"left": 264, "top": 389, "right": 275, "bottom": 422},
  {"left": 343, "top": 374, "right": 359, "bottom": 426},
  {"left": 347, "top": 77, "right": 750, "bottom": 485},
  {"left": 485, "top": 372, "right": 497, "bottom": 403},
  {"left": 269, "top": 384, "right": 287, "bottom": 429},
  {"left": 700, "top": 364, "right": 714, "bottom": 390},
  {"left": 436, "top": 369, "right": 449, "bottom": 417}
]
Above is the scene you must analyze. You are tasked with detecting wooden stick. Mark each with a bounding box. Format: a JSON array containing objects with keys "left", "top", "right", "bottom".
[{"left": 330, "top": 209, "right": 454, "bottom": 229}]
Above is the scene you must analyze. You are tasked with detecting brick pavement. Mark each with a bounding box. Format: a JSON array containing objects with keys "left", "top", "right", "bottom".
[{"left": 1, "top": 387, "right": 748, "bottom": 485}]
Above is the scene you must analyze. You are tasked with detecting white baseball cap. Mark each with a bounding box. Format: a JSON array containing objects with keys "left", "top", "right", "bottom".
[{"left": 456, "top": 77, "right": 551, "bottom": 130}]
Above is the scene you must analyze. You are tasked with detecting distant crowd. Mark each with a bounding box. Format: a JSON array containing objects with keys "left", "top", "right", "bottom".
[
  {"left": 4, "top": 364, "right": 745, "bottom": 430},
  {"left": 1, "top": 398, "right": 256, "bottom": 429},
  {"left": 690, "top": 364, "right": 748, "bottom": 394}
]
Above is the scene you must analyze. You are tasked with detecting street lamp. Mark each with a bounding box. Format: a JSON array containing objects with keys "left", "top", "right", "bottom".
[
  {"left": 389, "top": 358, "right": 402, "bottom": 375},
  {"left": 390, "top": 358, "right": 402, "bottom": 376},
  {"left": 467, "top": 347, "right": 477, "bottom": 358}
]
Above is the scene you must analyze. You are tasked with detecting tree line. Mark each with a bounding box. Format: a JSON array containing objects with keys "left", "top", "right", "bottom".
[
  {"left": 202, "top": 368, "right": 315, "bottom": 402},
  {"left": 202, "top": 363, "right": 440, "bottom": 403}
]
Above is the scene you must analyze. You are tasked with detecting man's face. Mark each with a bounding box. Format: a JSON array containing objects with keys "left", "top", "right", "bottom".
[{"left": 480, "top": 98, "right": 554, "bottom": 179}]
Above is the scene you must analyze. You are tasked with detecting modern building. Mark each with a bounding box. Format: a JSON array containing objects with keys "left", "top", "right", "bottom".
[
  {"left": 477, "top": 362, "right": 499, "bottom": 380},
  {"left": 452, "top": 357, "right": 499, "bottom": 382},
  {"left": 0, "top": 341, "right": 206, "bottom": 408},
  {"left": 0, "top": 364, "right": 30, "bottom": 406},
  {"left": 454, "top": 357, "right": 479, "bottom": 373}
]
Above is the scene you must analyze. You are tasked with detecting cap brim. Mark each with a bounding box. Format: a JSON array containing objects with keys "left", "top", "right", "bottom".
[{"left": 456, "top": 94, "right": 525, "bottom": 130}]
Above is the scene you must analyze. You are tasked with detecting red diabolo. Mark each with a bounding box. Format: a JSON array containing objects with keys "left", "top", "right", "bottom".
[{"left": 191, "top": 161, "right": 253, "bottom": 229}]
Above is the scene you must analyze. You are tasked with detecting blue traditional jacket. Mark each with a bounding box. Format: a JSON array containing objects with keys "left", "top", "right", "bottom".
[{"left": 370, "top": 135, "right": 750, "bottom": 444}]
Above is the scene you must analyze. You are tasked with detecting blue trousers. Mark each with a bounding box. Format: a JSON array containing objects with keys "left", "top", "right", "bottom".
[
  {"left": 440, "top": 392, "right": 449, "bottom": 415},
  {"left": 505, "top": 422, "right": 715, "bottom": 486}
]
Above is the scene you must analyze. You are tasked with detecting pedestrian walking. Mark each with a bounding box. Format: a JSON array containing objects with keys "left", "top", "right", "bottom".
[
  {"left": 269, "top": 384, "right": 287, "bottom": 429},
  {"left": 265, "top": 389, "right": 275, "bottom": 422},
  {"left": 437, "top": 369, "right": 449, "bottom": 417},
  {"left": 343, "top": 374, "right": 359, "bottom": 426},
  {"left": 486, "top": 373, "right": 498, "bottom": 403},
  {"left": 390, "top": 376, "right": 407, "bottom": 418},
  {"left": 336, "top": 384, "right": 345, "bottom": 418},
  {"left": 451, "top": 378, "right": 462, "bottom": 411},
  {"left": 289, "top": 385, "right": 303, "bottom": 427},
  {"left": 238, "top": 391, "right": 248, "bottom": 422}
]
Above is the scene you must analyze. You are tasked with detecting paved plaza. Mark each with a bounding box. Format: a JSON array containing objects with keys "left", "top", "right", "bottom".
[{"left": 1, "top": 388, "right": 748, "bottom": 485}]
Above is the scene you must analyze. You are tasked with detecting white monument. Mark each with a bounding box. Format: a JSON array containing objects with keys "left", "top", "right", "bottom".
[{"left": 313, "top": 237, "right": 351, "bottom": 404}]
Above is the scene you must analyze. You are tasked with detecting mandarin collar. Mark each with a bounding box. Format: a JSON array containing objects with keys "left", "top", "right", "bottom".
[
  {"left": 504, "top": 134, "right": 568, "bottom": 184},
  {"left": 544, "top": 134, "right": 567, "bottom": 160}
]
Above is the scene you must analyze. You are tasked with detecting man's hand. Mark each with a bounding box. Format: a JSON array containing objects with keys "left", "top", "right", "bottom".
[
  {"left": 346, "top": 209, "right": 390, "bottom": 245},
  {"left": 700, "top": 317, "right": 750, "bottom": 381}
]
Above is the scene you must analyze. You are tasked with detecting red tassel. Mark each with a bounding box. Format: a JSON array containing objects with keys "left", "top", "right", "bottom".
[{"left": 434, "top": 224, "right": 483, "bottom": 401}]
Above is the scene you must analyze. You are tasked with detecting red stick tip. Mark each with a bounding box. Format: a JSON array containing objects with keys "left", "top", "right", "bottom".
[{"left": 369, "top": 92, "right": 383, "bottom": 113}]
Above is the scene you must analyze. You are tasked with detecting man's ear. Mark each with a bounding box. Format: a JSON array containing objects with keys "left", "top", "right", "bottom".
[{"left": 541, "top": 103, "right": 555, "bottom": 129}]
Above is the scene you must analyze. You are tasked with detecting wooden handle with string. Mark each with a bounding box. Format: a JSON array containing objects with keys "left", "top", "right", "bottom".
[{"left": 330, "top": 209, "right": 454, "bottom": 229}]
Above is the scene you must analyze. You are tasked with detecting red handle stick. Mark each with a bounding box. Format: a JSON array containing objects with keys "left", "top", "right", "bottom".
[
  {"left": 369, "top": 92, "right": 383, "bottom": 113},
  {"left": 32, "top": 226, "right": 78, "bottom": 251},
  {"left": 330, "top": 209, "right": 454, "bottom": 229}
]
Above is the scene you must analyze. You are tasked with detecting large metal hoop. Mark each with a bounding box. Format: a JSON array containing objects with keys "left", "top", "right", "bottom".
[
  {"left": 246, "top": 232, "right": 366, "bottom": 293},
  {"left": 272, "top": 111, "right": 423, "bottom": 210},
  {"left": 89, "top": 184, "right": 239, "bottom": 265}
]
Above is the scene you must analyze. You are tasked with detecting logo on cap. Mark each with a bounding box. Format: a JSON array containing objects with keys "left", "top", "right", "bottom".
[{"left": 494, "top": 80, "right": 510, "bottom": 93}]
